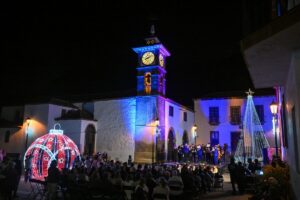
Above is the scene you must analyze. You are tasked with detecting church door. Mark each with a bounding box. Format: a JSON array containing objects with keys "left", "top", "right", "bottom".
[
  {"left": 182, "top": 131, "right": 189, "bottom": 145},
  {"left": 210, "top": 131, "right": 219, "bottom": 146},
  {"left": 231, "top": 131, "right": 241, "bottom": 154},
  {"left": 84, "top": 124, "right": 96, "bottom": 156},
  {"left": 167, "top": 129, "right": 176, "bottom": 161}
]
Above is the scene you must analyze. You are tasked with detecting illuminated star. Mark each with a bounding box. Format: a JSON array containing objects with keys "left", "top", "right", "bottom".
[{"left": 246, "top": 89, "right": 254, "bottom": 96}]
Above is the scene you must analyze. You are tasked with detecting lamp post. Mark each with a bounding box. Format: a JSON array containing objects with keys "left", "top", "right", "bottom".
[
  {"left": 270, "top": 100, "right": 279, "bottom": 158},
  {"left": 24, "top": 117, "right": 31, "bottom": 151},
  {"left": 239, "top": 123, "right": 246, "bottom": 164},
  {"left": 152, "top": 118, "right": 159, "bottom": 163},
  {"left": 193, "top": 124, "right": 197, "bottom": 145}
]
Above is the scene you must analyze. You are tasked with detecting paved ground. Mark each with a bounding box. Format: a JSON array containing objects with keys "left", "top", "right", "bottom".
[
  {"left": 201, "top": 173, "right": 252, "bottom": 200},
  {"left": 14, "top": 173, "right": 253, "bottom": 200}
]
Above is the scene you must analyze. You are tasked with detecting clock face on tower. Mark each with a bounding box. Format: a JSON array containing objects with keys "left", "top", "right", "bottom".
[
  {"left": 159, "top": 54, "right": 164, "bottom": 67},
  {"left": 141, "top": 52, "right": 155, "bottom": 65}
]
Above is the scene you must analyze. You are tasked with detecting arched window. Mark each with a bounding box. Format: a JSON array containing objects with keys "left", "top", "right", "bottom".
[
  {"left": 144, "top": 72, "right": 151, "bottom": 94},
  {"left": 182, "top": 130, "right": 189, "bottom": 145},
  {"left": 167, "top": 128, "right": 176, "bottom": 161},
  {"left": 84, "top": 124, "right": 96, "bottom": 156}
]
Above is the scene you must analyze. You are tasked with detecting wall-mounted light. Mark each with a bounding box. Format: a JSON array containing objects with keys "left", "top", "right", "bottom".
[
  {"left": 270, "top": 100, "right": 278, "bottom": 115},
  {"left": 155, "top": 117, "right": 159, "bottom": 126},
  {"left": 26, "top": 117, "right": 31, "bottom": 126},
  {"left": 193, "top": 124, "right": 197, "bottom": 130},
  {"left": 24, "top": 117, "right": 31, "bottom": 151}
]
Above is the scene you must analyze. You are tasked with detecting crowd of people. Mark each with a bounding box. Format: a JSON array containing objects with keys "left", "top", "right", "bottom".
[
  {"left": 227, "top": 155, "right": 289, "bottom": 198},
  {"left": 44, "top": 152, "right": 223, "bottom": 200},
  {"left": 1, "top": 151, "right": 224, "bottom": 200},
  {"left": 0, "top": 150, "right": 22, "bottom": 200},
  {"left": 227, "top": 157, "right": 262, "bottom": 195},
  {"left": 1, "top": 145, "right": 288, "bottom": 200},
  {"left": 171, "top": 143, "right": 228, "bottom": 165}
]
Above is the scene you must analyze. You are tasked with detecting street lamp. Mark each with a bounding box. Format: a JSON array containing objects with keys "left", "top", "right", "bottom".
[
  {"left": 193, "top": 124, "right": 197, "bottom": 145},
  {"left": 24, "top": 117, "right": 31, "bottom": 151},
  {"left": 239, "top": 123, "right": 246, "bottom": 164},
  {"left": 155, "top": 117, "right": 160, "bottom": 127},
  {"left": 152, "top": 117, "right": 160, "bottom": 163},
  {"left": 270, "top": 100, "right": 279, "bottom": 158}
]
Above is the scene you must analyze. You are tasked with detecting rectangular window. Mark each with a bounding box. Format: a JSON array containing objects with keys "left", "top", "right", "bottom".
[
  {"left": 255, "top": 105, "right": 265, "bottom": 124},
  {"left": 169, "top": 106, "right": 174, "bottom": 117},
  {"left": 4, "top": 131, "right": 10, "bottom": 143},
  {"left": 209, "top": 107, "right": 219, "bottom": 125},
  {"left": 292, "top": 106, "right": 300, "bottom": 173},
  {"left": 230, "top": 106, "right": 241, "bottom": 125},
  {"left": 183, "top": 112, "right": 187, "bottom": 122},
  {"left": 210, "top": 131, "right": 219, "bottom": 146}
]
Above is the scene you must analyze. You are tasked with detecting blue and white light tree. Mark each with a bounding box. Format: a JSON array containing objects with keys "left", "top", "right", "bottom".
[{"left": 235, "top": 89, "right": 270, "bottom": 163}]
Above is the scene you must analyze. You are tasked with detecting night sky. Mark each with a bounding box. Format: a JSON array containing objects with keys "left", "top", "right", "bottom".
[{"left": 0, "top": 1, "right": 256, "bottom": 107}]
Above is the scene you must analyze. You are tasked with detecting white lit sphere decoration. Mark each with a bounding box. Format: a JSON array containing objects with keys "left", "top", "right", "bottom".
[{"left": 24, "top": 124, "right": 80, "bottom": 180}]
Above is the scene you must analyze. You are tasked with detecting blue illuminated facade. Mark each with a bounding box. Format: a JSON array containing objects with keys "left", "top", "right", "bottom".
[
  {"left": 132, "top": 36, "right": 171, "bottom": 163},
  {"left": 194, "top": 95, "right": 275, "bottom": 154},
  {"left": 133, "top": 39, "right": 170, "bottom": 96}
]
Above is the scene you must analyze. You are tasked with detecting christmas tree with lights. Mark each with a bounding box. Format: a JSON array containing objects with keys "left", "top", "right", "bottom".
[{"left": 235, "top": 89, "right": 270, "bottom": 163}]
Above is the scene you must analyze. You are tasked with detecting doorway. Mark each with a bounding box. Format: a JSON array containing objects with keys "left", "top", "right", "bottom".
[
  {"left": 84, "top": 124, "right": 96, "bottom": 155},
  {"left": 210, "top": 131, "right": 219, "bottom": 146},
  {"left": 231, "top": 131, "right": 241, "bottom": 154},
  {"left": 167, "top": 128, "right": 176, "bottom": 161},
  {"left": 182, "top": 130, "right": 189, "bottom": 145}
]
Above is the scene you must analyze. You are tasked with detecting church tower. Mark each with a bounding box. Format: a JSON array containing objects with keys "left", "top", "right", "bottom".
[
  {"left": 132, "top": 25, "right": 170, "bottom": 96},
  {"left": 132, "top": 26, "right": 170, "bottom": 163}
]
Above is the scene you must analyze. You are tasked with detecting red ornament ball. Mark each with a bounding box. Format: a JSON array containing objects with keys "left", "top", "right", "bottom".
[{"left": 24, "top": 129, "right": 80, "bottom": 180}]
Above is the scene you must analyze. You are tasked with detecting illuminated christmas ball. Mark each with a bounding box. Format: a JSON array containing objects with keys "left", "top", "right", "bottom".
[{"left": 24, "top": 124, "right": 80, "bottom": 180}]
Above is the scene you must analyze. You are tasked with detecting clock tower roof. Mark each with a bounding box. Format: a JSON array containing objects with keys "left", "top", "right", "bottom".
[
  {"left": 132, "top": 25, "right": 170, "bottom": 56},
  {"left": 144, "top": 25, "right": 161, "bottom": 45},
  {"left": 132, "top": 44, "right": 170, "bottom": 57}
]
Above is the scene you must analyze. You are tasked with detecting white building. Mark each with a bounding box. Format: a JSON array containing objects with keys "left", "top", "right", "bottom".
[{"left": 194, "top": 91, "right": 275, "bottom": 154}]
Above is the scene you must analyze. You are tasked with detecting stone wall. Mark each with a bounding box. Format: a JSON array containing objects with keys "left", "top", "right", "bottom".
[
  {"left": 135, "top": 96, "right": 157, "bottom": 163},
  {"left": 94, "top": 98, "right": 136, "bottom": 162}
]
